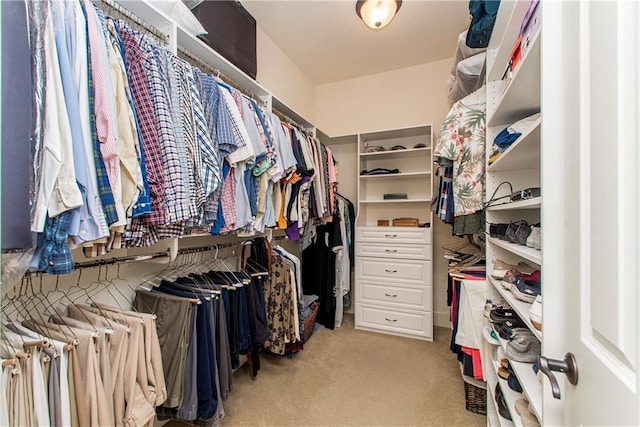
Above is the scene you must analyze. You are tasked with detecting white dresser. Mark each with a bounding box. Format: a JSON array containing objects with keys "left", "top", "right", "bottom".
[{"left": 354, "top": 226, "right": 433, "bottom": 341}]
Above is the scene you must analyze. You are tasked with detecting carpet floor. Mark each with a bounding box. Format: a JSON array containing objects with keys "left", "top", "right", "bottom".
[{"left": 166, "top": 314, "right": 487, "bottom": 426}]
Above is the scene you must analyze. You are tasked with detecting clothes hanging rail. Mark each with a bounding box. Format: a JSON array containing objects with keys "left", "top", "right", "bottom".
[
  {"left": 23, "top": 250, "right": 171, "bottom": 277},
  {"left": 177, "top": 46, "right": 266, "bottom": 107},
  {"left": 271, "top": 107, "right": 311, "bottom": 134},
  {"left": 177, "top": 242, "right": 240, "bottom": 256},
  {"left": 95, "top": 0, "right": 168, "bottom": 44}
]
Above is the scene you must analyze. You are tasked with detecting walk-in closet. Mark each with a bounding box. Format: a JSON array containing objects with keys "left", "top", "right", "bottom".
[{"left": 1, "top": 0, "right": 639, "bottom": 425}]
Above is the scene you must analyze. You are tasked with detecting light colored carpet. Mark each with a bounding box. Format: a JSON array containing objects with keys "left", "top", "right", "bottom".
[{"left": 166, "top": 314, "right": 487, "bottom": 426}]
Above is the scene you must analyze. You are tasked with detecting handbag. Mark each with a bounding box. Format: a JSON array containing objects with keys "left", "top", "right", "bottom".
[{"left": 466, "top": 0, "right": 501, "bottom": 48}]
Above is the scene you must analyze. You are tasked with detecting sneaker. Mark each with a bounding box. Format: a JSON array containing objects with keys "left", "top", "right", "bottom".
[
  {"left": 495, "top": 384, "right": 512, "bottom": 421},
  {"left": 515, "top": 221, "right": 532, "bottom": 246},
  {"left": 506, "top": 328, "right": 541, "bottom": 363},
  {"left": 510, "top": 277, "right": 541, "bottom": 303},
  {"left": 527, "top": 225, "right": 541, "bottom": 250},
  {"left": 491, "top": 260, "right": 518, "bottom": 279},
  {"left": 529, "top": 295, "right": 542, "bottom": 331},
  {"left": 489, "top": 307, "right": 521, "bottom": 324},
  {"left": 508, "top": 373, "right": 523, "bottom": 393},
  {"left": 484, "top": 300, "right": 499, "bottom": 319},
  {"left": 515, "top": 399, "right": 541, "bottom": 427},
  {"left": 501, "top": 269, "right": 519, "bottom": 289}
]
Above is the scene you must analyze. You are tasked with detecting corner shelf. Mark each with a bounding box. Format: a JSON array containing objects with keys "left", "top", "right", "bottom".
[
  {"left": 359, "top": 146, "right": 431, "bottom": 159},
  {"left": 488, "top": 276, "right": 542, "bottom": 341},
  {"left": 488, "top": 117, "right": 541, "bottom": 172},
  {"left": 359, "top": 171, "right": 431, "bottom": 180},
  {"left": 488, "top": 30, "right": 541, "bottom": 127},
  {"left": 487, "top": 237, "right": 541, "bottom": 265},
  {"left": 487, "top": 197, "right": 541, "bottom": 211}
]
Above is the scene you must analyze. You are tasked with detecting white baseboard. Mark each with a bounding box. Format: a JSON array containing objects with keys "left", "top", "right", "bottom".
[{"left": 434, "top": 311, "right": 450, "bottom": 328}]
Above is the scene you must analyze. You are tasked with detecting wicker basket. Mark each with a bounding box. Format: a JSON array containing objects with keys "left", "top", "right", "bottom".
[
  {"left": 303, "top": 301, "right": 319, "bottom": 342},
  {"left": 463, "top": 381, "right": 487, "bottom": 415}
]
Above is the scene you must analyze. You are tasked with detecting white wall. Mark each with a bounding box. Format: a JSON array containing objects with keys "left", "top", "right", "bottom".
[
  {"left": 255, "top": 27, "right": 316, "bottom": 122},
  {"left": 315, "top": 58, "right": 463, "bottom": 328},
  {"left": 315, "top": 59, "right": 452, "bottom": 136}
]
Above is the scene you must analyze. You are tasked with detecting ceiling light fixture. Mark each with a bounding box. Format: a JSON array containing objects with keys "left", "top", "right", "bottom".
[{"left": 355, "top": 0, "right": 402, "bottom": 31}]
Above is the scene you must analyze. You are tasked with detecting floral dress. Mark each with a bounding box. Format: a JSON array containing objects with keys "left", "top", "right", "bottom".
[{"left": 434, "top": 86, "right": 486, "bottom": 217}]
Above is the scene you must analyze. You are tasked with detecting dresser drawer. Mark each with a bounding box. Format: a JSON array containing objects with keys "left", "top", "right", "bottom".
[
  {"left": 356, "top": 257, "right": 431, "bottom": 286},
  {"left": 357, "top": 281, "right": 432, "bottom": 311},
  {"left": 355, "top": 304, "right": 432, "bottom": 339},
  {"left": 356, "top": 227, "right": 431, "bottom": 244},
  {"left": 356, "top": 242, "right": 430, "bottom": 260}
]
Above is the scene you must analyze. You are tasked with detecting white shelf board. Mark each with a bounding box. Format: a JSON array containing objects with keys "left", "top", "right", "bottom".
[
  {"left": 359, "top": 171, "right": 431, "bottom": 180},
  {"left": 488, "top": 31, "right": 541, "bottom": 127},
  {"left": 488, "top": 237, "right": 542, "bottom": 265},
  {"left": 495, "top": 334, "right": 543, "bottom": 422},
  {"left": 487, "top": 197, "right": 541, "bottom": 212},
  {"left": 488, "top": 117, "right": 541, "bottom": 172},
  {"left": 489, "top": 277, "right": 542, "bottom": 341},
  {"left": 176, "top": 27, "right": 270, "bottom": 99},
  {"left": 360, "top": 125, "right": 432, "bottom": 142},
  {"left": 497, "top": 378, "right": 524, "bottom": 427},
  {"left": 360, "top": 147, "right": 431, "bottom": 159},
  {"left": 360, "top": 199, "right": 431, "bottom": 204},
  {"left": 487, "top": 1, "right": 534, "bottom": 82}
]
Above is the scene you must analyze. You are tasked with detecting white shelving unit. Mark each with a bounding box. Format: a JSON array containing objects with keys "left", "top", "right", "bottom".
[
  {"left": 483, "top": 1, "right": 542, "bottom": 425},
  {"left": 354, "top": 125, "right": 434, "bottom": 341}
]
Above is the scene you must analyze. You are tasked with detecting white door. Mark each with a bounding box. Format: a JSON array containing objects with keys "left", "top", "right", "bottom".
[{"left": 542, "top": 1, "right": 640, "bottom": 425}]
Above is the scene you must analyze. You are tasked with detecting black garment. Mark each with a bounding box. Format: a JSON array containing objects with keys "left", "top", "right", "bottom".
[
  {"left": 302, "top": 218, "right": 341, "bottom": 330},
  {"left": 2, "top": 0, "right": 32, "bottom": 250}
]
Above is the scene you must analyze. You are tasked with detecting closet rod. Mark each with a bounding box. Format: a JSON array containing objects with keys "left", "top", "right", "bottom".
[
  {"left": 96, "top": 0, "right": 168, "bottom": 43},
  {"left": 271, "top": 107, "right": 310, "bottom": 134},
  {"left": 71, "top": 250, "right": 172, "bottom": 270},
  {"left": 177, "top": 242, "right": 240, "bottom": 256},
  {"left": 177, "top": 46, "right": 265, "bottom": 106}
]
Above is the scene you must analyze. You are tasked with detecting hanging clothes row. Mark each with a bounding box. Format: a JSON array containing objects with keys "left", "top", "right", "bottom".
[
  {"left": 20, "top": 0, "right": 339, "bottom": 276},
  {"left": 1, "top": 293, "right": 166, "bottom": 427},
  {"left": 301, "top": 194, "right": 355, "bottom": 330}
]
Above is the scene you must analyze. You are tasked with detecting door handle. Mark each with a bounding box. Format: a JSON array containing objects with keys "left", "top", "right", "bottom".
[
  {"left": 384, "top": 293, "right": 398, "bottom": 297},
  {"left": 537, "top": 352, "right": 579, "bottom": 400},
  {"left": 384, "top": 317, "right": 397, "bottom": 322}
]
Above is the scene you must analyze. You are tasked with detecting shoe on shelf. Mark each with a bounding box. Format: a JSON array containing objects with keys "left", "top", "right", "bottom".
[
  {"left": 484, "top": 300, "right": 500, "bottom": 319},
  {"left": 489, "top": 307, "right": 518, "bottom": 323},
  {"left": 492, "top": 260, "right": 518, "bottom": 279},
  {"left": 520, "top": 269, "right": 541, "bottom": 282},
  {"left": 515, "top": 221, "right": 532, "bottom": 246},
  {"left": 483, "top": 326, "right": 500, "bottom": 345},
  {"left": 510, "top": 277, "right": 541, "bottom": 303},
  {"left": 496, "top": 345, "right": 506, "bottom": 362},
  {"left": 506, "top": 328, "right": 541, "bottom": 363},
  {"left": 496, "top": 319, "right": 526, "bottom": 340},
  {"left": 529, "top": 295, "right": 542, "bottom": 331},
  {"left": 507, "top": 373, "right": 523, "bottom": 393},
  {"left": 527, "top": 224, "right": 542, "bottom": 250},
  {"left": 516, "top": 261, "right": 537, "bottom": 275},
  {"left": 501, "top": 269, "right": 519, "bottom": 289},
  {"left": 498, "top": 366, "right": 510, "bottom": 380},
  {"left": 495, "top": 384, "right": 513, "bottom": 421},
  {"left": 515, "top": 398, "right": 541, "bottom": 427}
]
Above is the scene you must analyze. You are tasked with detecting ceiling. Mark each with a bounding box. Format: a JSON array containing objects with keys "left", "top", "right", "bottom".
[{"left": 241, "top": 0, "right": 471, "bottom": 85}]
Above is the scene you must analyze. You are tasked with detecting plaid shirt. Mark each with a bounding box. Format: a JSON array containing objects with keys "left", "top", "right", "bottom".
[
  {"left": 83, "top": 3, "right": 117, "bottom": 228},
  {"left": 115, "top": 21, "right": 165, "bottom": 225},
  {"left": 106, "top": 19, "right": 151, "bottom": 218},
  {"left": 172, "top": 57, "right": 204, "bottom": 220},
  {"left": 39, "top": 211, "right": 74, "bottom": 275},
  {"left": 159, "top": 49, "right": 192, "bottom": 219},
  {"left": 219, "top": 165, "right": 237, "bottom": 233},
  {"left": 147, "top": 43, "right": 190, "bottom": 225}
]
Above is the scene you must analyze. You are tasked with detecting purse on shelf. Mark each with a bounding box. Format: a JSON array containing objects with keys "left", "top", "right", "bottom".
[{"left": 392, "top": 217, "right": 419, "bottom": 227}]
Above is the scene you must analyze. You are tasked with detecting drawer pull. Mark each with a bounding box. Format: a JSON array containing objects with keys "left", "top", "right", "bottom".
[
  {"left": 385, "top": 249, "right": 398, "bottom": 253},
  {"left": 385, "top": 269, "right": 397, "bottom": 273},
  {"left": 384, "top": 293, "right": 398, "bottom": 298},
  {"left": 385, "top": 234, "right": 398, "bottom": 238},
  {"left": 385, "top": 317, "right": 398, "bottom": 322}
]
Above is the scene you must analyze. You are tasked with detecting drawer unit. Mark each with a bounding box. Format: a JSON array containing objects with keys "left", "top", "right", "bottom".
[
  {"left": 354, "top": 225, "right": 433, "bottom": 341},
  {"left": 356, "top": 257, "right": 431, "bottom": 286},
  {"left": 356, "top": 226, "right": 431, "bottom": 245},
  {"left": 355, "top": 304, "right": 433, "bottom": 340},
  {"left": 358, "top": 281, "right": 432, "bottom": 311},
  {"left": 356, "top": 242, "right": 431, "bottom": 260}
]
